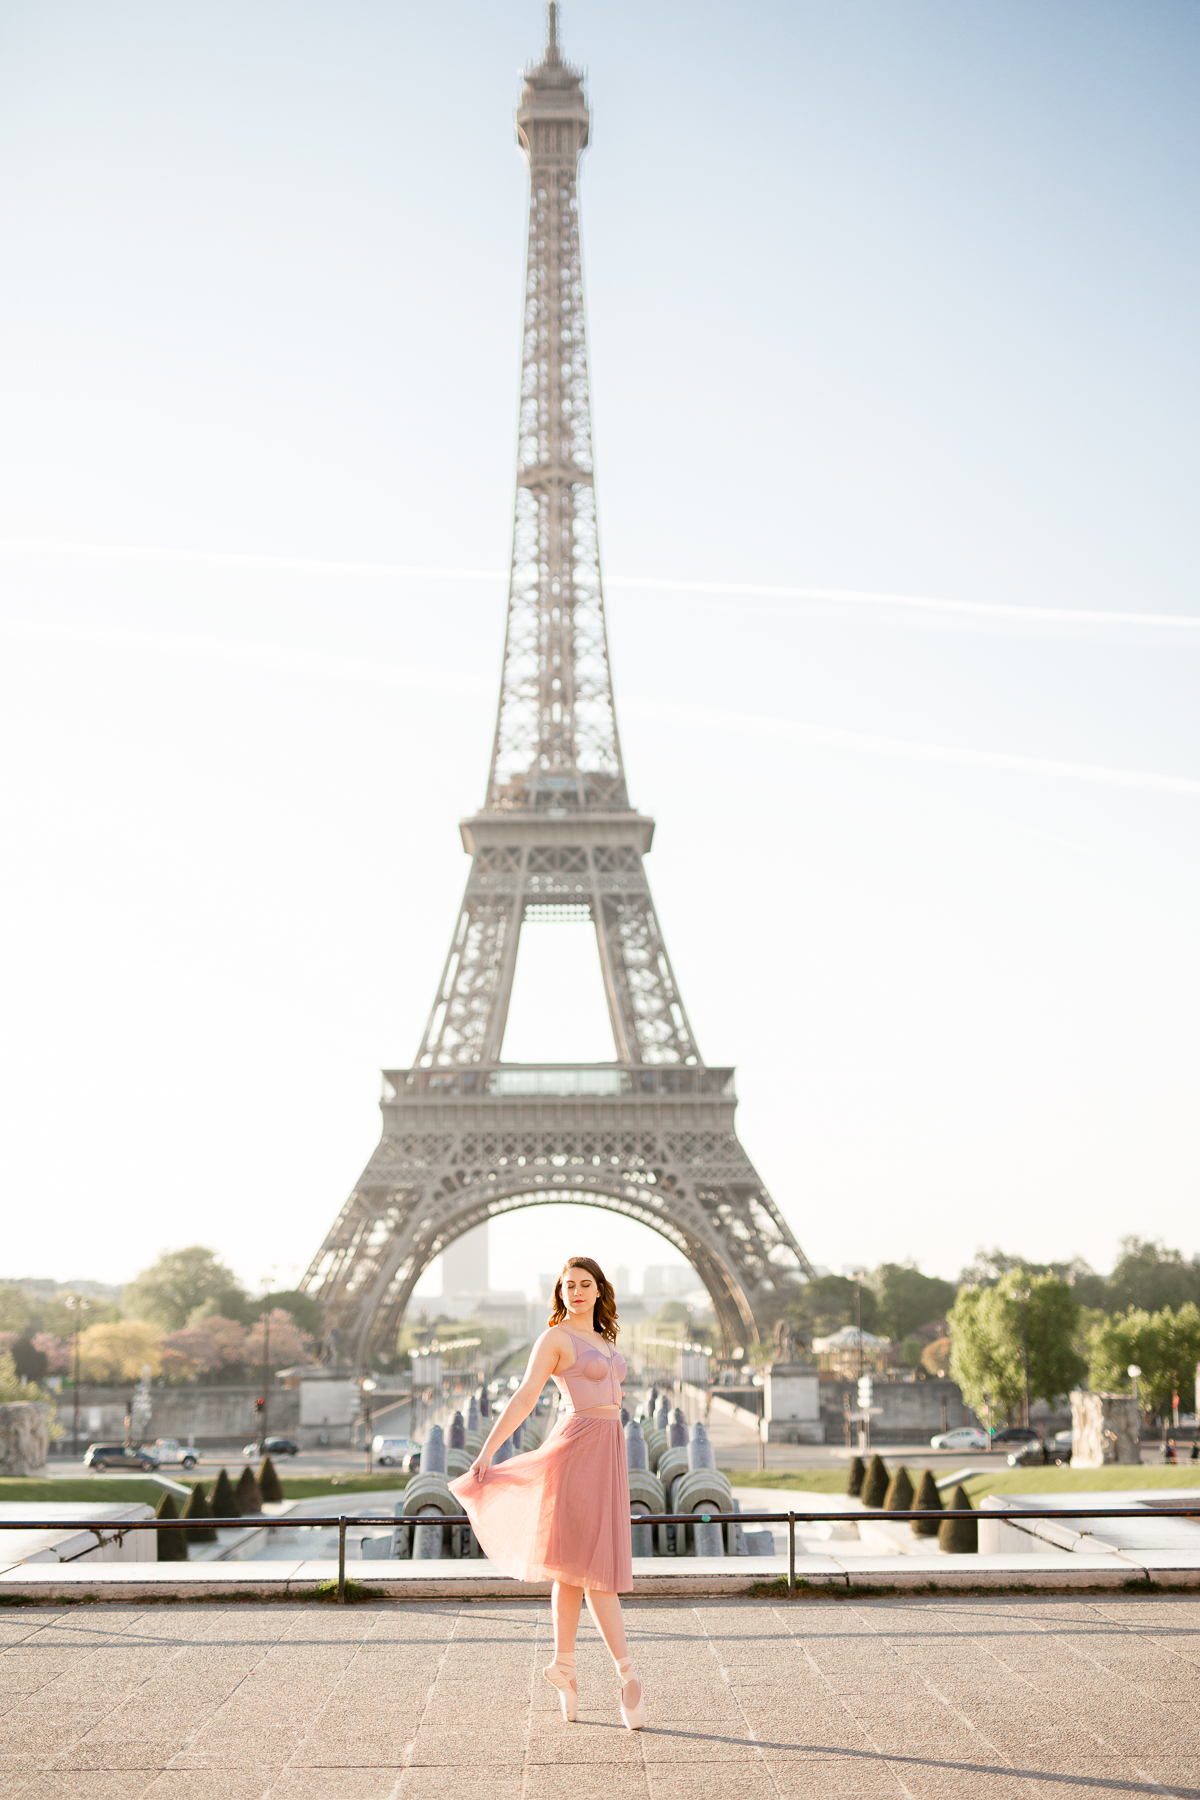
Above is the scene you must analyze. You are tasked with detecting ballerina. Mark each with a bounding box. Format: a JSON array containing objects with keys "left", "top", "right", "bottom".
[{"left": 449, "top": 1255, "right": 645, "bottom": 1730}]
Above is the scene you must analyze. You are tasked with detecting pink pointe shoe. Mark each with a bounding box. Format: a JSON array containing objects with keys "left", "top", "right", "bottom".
[
  {"left": 617, "top": 1657, "right": 646, "bottom": 1730},
  {"left": 543, "top": 1657, "right": 577, "bottom": 1723}
]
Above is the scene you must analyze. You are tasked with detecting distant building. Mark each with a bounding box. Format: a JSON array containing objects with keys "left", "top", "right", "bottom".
[
  {"left": 6, "top": 1277, "right": 122, "bottom": 1303},
  {"left": 438, "top": 1223, "right": 525, "bottom": 1343},
  {"left": 442, "top": 1225, "right": 488, "bottom": 1296},
  {"left": 643, "top": 1265, "right": 697, "bottom": 1298}
]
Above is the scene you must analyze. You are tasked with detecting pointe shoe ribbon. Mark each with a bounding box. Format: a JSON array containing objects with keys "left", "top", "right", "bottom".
[
  {"left": 543, "top": 1658, "right": 578, "bottom": 1723},
  {"left": 617, "top": 1657, "right": 646, "bottom": 1731}
]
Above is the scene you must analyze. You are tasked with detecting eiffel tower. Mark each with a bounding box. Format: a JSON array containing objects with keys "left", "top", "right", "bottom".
[{"left": 303, "top": 6, "right": 815, "bottom": 1366}]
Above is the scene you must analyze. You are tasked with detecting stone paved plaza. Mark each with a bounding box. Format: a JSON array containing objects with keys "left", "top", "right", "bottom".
[{"left": 2, "top": 1596, "right": 1199, "bottom": 1799}]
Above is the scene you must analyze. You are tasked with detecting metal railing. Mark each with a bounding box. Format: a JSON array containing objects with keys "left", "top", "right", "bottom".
[{"left": 3, "top": 1504, "right": 1198, "bottom": 1604}]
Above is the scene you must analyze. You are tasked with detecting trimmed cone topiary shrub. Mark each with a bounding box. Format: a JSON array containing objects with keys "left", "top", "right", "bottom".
[
  {"left": 860, "top": 1454, "right": 889, "bottom": 1509},
  {"left": 209, "top": 1467, "right": 239, "bottom": 1518},
  {"left": 846, "top": 1455, "right": 866, "bottom": 1497},
  {"left": 258, "top": 1454, "right": 284, "bottom": 1504},
  {"left": 181, "top": 1480, "right": 217, "bottom": 1543},
  {"left": 236, "top": 1466, "right": 263, "bottom": 1515},
  {"left": 883, "top": 1465, "right": 914, "bottom": 1512},
  {"left": 910, "top": 1468, "right": 944, "bottom": 1536},
  {"left": 155, "top": 1490, "right": 188, "bottom": 1560},
  {"left": 938, "top": 1484, "right": 977, "bottom": 1553}
]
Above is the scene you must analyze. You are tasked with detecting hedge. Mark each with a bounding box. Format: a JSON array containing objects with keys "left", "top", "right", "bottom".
[
  {"left": 938, "top": 1484, "right": 977, "bottom": 1553},
  {"left": 910, "top": 1467, "right": 943, "bottom": 1536}
]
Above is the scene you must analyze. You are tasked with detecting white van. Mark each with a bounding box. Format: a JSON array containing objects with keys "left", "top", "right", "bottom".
[{"left": 372, "top": 1435, "right": 419, "bottom": 1468}]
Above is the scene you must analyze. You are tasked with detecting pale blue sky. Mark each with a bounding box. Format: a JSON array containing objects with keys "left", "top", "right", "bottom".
[{"left": 0, "top": 2, "right": 1197, "bottom": 1296}]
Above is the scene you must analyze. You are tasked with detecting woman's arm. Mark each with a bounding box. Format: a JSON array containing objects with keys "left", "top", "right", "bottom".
[{"left": 469, "top": 1329, "right": 565, "bottom": 1479}]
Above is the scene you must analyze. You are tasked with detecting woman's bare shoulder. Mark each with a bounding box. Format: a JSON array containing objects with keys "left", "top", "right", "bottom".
[{"left": 533, "top": 1325, "right": 574, "bottom": 1361}]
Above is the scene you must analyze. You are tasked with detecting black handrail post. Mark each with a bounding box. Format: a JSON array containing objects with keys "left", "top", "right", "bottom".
[
  {"left": 788, "top": 1512, "right": 795, "bottom": 1595},
  {"left": 337, "top": 1517, "right": 347, "bottom": 1604}
]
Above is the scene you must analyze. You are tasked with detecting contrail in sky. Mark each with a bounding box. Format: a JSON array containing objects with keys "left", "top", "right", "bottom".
[
  {"left": 5, "top": 619, "right": 1198, "bottom": 797},
  {"left": 1, "top": 537, "right": 1198, "bottom": 631}
]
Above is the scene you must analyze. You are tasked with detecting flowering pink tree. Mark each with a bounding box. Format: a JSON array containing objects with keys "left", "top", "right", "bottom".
[
  {"left": 242, "top": 1310, "right": 314, "bottom": 1371},
  {"left": 196, "top": 1316, "right": 249, "bottom": 1369},
  {"left": 160, "top": 1325, "right": 225, "bottom": 1382},
  {"left": 32, "top": 1333, "right": 72, "bottom": 1374}
]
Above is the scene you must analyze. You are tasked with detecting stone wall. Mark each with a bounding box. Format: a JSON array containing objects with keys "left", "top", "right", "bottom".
[
  {"left": 820, "top": 1376, "right": 977, "bottom": 1444},
  {"left": 47, "top": 1386, "right": 302, "bottom": 1451},
  {"left": 708, "top": 1375, "right": 976, "bottom": 1444},
  {"left": 0, "top": 1402, "right": 51, "bottom": 1474},
  {"left": 1071, "top": 1390, "right": 1141, "bottom": 1465}
]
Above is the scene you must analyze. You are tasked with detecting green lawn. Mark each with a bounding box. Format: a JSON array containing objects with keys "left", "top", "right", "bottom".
[
  {"left": 959, "top": 1466, "right": 1200, "bottom": 1503},
  {"left": 722, "top": 1465, "right": 1200, "bottom": 1504},
  {"left": 0, "top": 1477, "right": 171, "bottom": 1507},
  {"left": 0, "top": 1472, "right": 411, "bottom": 1509},
  {"left": 719, "top": 1470, "right": 851, "bottom": 1493},
  {"left": 276, "top": 1474, "right": 411, "bottom": 1499}
]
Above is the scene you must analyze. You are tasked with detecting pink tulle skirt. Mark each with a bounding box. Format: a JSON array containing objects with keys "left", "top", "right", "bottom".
[{"left": 449, "top": 1411, "right": 633, "bottom": 1593}]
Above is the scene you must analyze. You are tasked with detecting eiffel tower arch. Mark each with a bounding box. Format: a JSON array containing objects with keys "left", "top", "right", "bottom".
[{"left": 302, "top": 7, "right": 815, "bottom": 1366}]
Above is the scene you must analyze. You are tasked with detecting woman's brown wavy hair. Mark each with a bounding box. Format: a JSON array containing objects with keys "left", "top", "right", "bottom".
[{"left": 547, "top": 1256, "right": 619, "bottom": 1344}]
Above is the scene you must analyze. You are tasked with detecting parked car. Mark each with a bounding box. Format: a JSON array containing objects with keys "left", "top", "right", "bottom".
[
  {"left": 372, "top": 1435, "right": 419, "bottom": 1468},
  {"left": 240, "top": 1436, "right": 300, "bottom": 1458},
  {"left": 84, "top": 1443, "right": 159, "bottom": 1473},
  {"left": 1008, "top": 1440, "right": 1069, "bottom": 1468},
  {"left": 990, "top": 1427, "right": 1040, "bottom": 1447},
  {"left": 152, "top": 1438, "right": 198, "bottom": 1470},
  {"left": 929, "top": 1426, "right": 990, "bottom": 1452}
]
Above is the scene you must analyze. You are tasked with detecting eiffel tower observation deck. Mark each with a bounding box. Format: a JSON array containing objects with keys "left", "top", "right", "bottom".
[{"left": 303, "top": 6, "right": 815, "bottom": 1366}]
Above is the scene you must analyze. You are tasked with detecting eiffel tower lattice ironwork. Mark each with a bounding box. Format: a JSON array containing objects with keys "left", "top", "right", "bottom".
[{"left": 303, "top": 6, "right": 815, "bottom": 1365}]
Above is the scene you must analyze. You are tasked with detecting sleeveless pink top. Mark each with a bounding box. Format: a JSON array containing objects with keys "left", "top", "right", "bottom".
[{"left": 556, "top": 1328, "right": 627, "bottom": 1410}]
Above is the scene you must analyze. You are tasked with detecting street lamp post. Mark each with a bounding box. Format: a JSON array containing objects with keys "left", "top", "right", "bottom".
[
  {"left": 64, "top": 1295, "right": 89, "bottom": 1459},
  {"left": 855, "top": 1273, "right": 863, "bottom": 1388},
  {"left": 1015, "top": 1287, "right": 1032, "bottom": 1429},
  {"left": 259, "top": 1305, "right": 271, "bottom": 1455},
  {"left": 362, "top": 1378, "right": 378, "bottom": 1474},
  {"left": 256, "top": 1269, "right": 282, "bottom": 1458},
  {"left": 1128, "top": 1364, "right": 1142, "bottom": 1447}
]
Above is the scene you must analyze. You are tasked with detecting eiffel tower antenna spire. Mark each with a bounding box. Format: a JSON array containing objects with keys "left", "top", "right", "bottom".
[
  {"left": 488, "top": 2, "right": 622, "bottom": 818},
  {"left": 303, "top": 16, "right": 815, "bottom": 1368}
]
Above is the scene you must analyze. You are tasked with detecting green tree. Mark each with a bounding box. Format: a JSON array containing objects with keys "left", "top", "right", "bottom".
[
  {"left": 1087, "top": 1303, "right": 1200, "bottom": 1418},
  {"left": 1108, "top": 1240, "right": 1200, "bottom": 1316},
  {"left": 771, "top": 1276, "right": 880, "bottom": 1344},
  {"left": 10, "top": 1338, "right": 48, "bottom": 1383},
  {"left": 950, "top": 1271, "right": 1085, "bottom": 1424},
  {"left": 124, "top": 1248, "right": 248, "bottom": 1331},
  {"left": 845, "top": 1456, "right": 866, "bottom": 1498},
  {"left": 261, "top": 1289, "right": 324, "bottom": 1339},
  {"left": 0, "top": 1287, "right": 35, "bottom": 1335},
  {"left": 0, "top": 1351, "right": 53, "bottom": 1405},
  {"left": 959, "top": 1248, "right": 1110, "bottom": 1310},
  {"left": 871, "top": 1264, "right": 957, "bottom": 1342},
  {"left": 949, "top": 1285, "right": 1021, "bottom": 1421}
]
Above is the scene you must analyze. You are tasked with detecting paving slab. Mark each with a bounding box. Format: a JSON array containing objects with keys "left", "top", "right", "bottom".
[{"left": 2, "top": 1595, "right": 1198, "bottom": 1796}]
